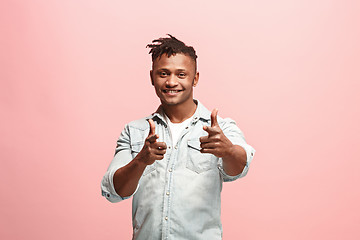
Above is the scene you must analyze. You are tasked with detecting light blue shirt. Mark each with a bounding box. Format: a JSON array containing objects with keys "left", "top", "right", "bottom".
[{"left": 101, "top": 100, "right": 255, "bottom": 240}]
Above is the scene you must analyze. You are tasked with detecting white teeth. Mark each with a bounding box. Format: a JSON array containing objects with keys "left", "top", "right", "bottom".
[{"left": 164, "top": 90, "right": 180, "bottom": 93}]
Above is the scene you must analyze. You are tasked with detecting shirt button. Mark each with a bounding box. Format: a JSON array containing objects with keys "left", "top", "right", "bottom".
[
  {"left": 166, "top": 192, "right": 170, "bottom": 195},
  {"left": 168, "top": 146, "right": 171, "bottom": 149},
  {"left": 168, "top": 169, "right": 172, "bottom": 172},
  {"left": 165, "top": 217, "right": 168, "bottom": 220},
  {"left": 174, "top": 146, "right": 178, "bottom": 149},
  {"left": 251, "top": 152, "right": 253, "bottom": 156},
  {"left": 185, "top": 126, "right": 188, "bottom": 129}
]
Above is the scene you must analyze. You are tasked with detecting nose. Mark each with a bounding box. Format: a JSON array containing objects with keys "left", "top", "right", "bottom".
[{"left": 165, "top": 74, "right": 178, "bottom": 87}]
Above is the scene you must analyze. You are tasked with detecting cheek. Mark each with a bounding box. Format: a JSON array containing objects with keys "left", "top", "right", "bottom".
[
  {"left": 184, "top": 79, "right": 195, "bottom": 88},
  {"left": 153, "top": 81, "right": 164, "bottom": 92},
  {"left": 152, "top": 79, "right": 161, "bottom": 87}
]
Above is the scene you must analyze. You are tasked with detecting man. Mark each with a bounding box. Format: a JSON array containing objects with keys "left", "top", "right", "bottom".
[{"left": 101, "top": 34, "right": 255, "bottom": 239}]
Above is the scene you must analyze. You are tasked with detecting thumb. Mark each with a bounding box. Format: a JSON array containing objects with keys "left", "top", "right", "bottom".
[
  {"left": 211, "top": 108, "right": 219, "bottom": 127},
  {"left": 148, "top": 119, "right": 156, "bottom": 136}
]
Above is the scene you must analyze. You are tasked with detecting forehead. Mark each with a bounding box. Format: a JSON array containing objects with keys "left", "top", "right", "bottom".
[{"left": 152, "top": 53, "right": 196, "bottom": 70}]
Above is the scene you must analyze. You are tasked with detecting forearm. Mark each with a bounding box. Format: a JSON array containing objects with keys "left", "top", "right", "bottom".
[
  {"left": 113, "top": 156, "right": 147, "bottom": 198},
  {"left": 222, "top": 145, "right": 247, "bottom": 176}
]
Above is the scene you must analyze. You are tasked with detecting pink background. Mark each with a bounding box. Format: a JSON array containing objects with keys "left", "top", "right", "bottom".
[{"left": 1, "top": 0, "right": 360, "bottom": 239}]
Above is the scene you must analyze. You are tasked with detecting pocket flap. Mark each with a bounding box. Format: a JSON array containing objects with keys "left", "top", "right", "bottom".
[{"left": 187, "top": 139, "right": 201, "bottom": 151}]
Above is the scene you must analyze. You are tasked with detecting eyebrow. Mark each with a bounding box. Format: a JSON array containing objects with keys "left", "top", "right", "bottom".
[{"left": 156, "top": 68, "right": 187, "bottom": 72}]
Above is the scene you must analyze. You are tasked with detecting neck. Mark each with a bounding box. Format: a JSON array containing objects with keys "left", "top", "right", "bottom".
[{"left": 162, "top": 99, "right": 197, "bottom": 123}]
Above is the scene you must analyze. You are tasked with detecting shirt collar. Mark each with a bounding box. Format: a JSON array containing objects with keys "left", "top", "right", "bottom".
[
  {"left": 146, "top": 99, "right": 211, "bottom": 125},
  {"left": 191, "top": 99, "right": 211, "bottom": 123}
]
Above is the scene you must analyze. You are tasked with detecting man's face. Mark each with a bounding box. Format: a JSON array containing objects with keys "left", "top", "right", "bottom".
[{"left": 150, "top": 53, "right": 199, "bottom": 107}]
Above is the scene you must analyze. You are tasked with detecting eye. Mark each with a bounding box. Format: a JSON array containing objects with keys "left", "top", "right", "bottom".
[
  {"left": 160, "top": 71, "right": 168, "bottom": 77},
  {"left": 178, "top": 72, "right": 186, "bottom": 78}
]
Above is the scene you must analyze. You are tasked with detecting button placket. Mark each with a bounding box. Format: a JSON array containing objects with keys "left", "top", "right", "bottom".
[{"left": 162, "top": 123, "right": 174, "bottom": 240}]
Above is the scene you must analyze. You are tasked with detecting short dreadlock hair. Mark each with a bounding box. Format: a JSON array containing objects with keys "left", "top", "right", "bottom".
[{"left": 146, "top": 34, "right": 198, "bottom": 69}]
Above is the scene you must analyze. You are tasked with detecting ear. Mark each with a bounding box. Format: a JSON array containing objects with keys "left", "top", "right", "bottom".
[
  {"left": 193, "top": 72, "right": 199, "bottom": 87},
  {"left": 150, "top": 70, "right": 154, "bottom": 86}
]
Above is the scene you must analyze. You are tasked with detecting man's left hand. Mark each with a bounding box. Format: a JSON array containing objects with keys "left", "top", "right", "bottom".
[{"left": 200, "top": 109, "right": 234, "bottom": 158}]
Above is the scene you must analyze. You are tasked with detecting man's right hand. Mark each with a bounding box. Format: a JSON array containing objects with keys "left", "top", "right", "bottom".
[
  {"left": 113, "top": 119, "right": 166, "bottom": 197},
  {"left": 137, "top": 119, "right": 167, "bottom": 166}
]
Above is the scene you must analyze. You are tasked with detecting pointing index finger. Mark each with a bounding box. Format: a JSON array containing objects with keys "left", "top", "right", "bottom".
[
  {"left": 211, "top": 108, "right": 219, "bottom": 127},
  {"left": 148, "top": 119, "right": 156, "bottom": 136}
]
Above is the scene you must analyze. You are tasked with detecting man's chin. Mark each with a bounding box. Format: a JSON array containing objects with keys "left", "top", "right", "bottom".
[
  {"left": 160, "top": 97, "right": 182, "bottom": 106},
  {"left": 161, "top": 100, "right": 179, "bottom": 106}
]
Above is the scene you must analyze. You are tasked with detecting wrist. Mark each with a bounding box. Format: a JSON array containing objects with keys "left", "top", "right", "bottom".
[
  {"left": 222, "top": 144, "right": 235, "bottom": 159},
  {"left": 133, "top": 154, "right": 148, "bottom": 169}
]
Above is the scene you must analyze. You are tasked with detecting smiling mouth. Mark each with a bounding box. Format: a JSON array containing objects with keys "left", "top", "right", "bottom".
[{"left": 162, "top": 90, "right": 183, "bottom": 93}]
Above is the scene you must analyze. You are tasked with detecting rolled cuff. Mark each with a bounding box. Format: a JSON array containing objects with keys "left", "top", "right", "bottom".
[
  {"left": 219, "top": 144, "right": 255, "bottom": 182},
  {"left": 101, "top": 167, "right": 139, "bottom": 203}
]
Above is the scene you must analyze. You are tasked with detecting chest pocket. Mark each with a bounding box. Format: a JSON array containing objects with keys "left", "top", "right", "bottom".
[
  {"left": 186, "top": 139, "right": 218, "bottom": 173},
  {"left": 131, "top": 141, "right": 156, "bottom": 176}
]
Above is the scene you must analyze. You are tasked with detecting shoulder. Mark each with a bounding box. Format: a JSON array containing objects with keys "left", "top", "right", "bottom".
[
  {"left": 121, "top": 115, "right": 154, "bottom": 144},
  {"left": 127, "top": 116, "right": 151, "bottom": 131},
  {"left": 125, "top": 112, "right": 164, "bottom": 131},
  {"left": 218, "top": 117, "right": 245, "bottom": 140},
  {"left": 218, "top": 117, "right": 237, "bottom": 128},
  {"left": 126, "top": 112, "right": 162, "bottom": 135}
]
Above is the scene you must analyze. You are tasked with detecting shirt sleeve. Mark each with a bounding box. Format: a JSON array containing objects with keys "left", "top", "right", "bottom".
[
  {"left": 100, "top": 125, "right": 140, "bottom": 203},
  {"left": 217, "top": 118, "right": 256, "bottom": 182}
]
